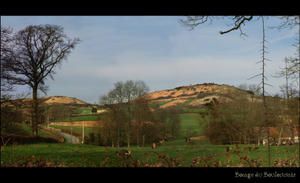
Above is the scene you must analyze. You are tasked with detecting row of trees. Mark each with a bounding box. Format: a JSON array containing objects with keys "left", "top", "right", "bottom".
[
  {"left": 99, "top": 80, "right": 180, "bottom": 147},
  {"left": 205, "top": 95, "right": 298, "bottom": 145}
]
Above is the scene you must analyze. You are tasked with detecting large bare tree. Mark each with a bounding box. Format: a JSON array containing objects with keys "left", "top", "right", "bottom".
[{"left": 7, "top": 25, "right": 79, "bottom": 136}]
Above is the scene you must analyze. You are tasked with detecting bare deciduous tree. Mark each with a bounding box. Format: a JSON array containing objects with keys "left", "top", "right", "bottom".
[
  {"left": 246, "top": 17, "right": 272, "bottom": 166},
  {"left": 100, "top": 80, "right": 151, "bottom": 148},
  {"left": 123, "top": 80, "right": 149, "bottom": 148},
  {"left": 7, "top": 25, "right": 80, "bottom": 136}
]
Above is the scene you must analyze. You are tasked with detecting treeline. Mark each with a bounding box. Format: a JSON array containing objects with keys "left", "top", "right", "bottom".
[
  {"left": 205, "top": 95, "right": 299, "bottom": 145},
  {"left": 1, "top": 104, "right": 25, "bottom": 134}
]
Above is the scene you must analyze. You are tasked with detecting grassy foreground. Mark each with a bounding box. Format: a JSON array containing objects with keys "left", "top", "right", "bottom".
[{"left": 1, "top": 141, "right": 298, "bottom": 167}]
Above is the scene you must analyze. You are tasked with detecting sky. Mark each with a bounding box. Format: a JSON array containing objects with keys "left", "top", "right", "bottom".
[{"left": 1, "top": 16, "right": 298, "bottom": 103}]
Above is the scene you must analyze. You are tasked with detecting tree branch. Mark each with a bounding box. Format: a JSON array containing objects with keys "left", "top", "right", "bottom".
[{"left": 220, "top": 16, "right": 253, "bottom": 35}]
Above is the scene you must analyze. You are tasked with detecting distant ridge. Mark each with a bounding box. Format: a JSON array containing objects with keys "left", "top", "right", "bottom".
[
  {"left": 145, "top": 83, "right": 255, "bottom": 108},
  {"left": 2, "top": 96, "right": 90, "bottom": 106},
  {"left": 42, "top": 96, "right": 88, "bottom": 105}
]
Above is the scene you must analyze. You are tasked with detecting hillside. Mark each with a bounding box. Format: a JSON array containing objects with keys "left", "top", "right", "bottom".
[
  {"left": 145, "top": 83, "right": 256, "bottom": 109},
  {"left": 43, "top": 96, "right": 88, "bottom": 105},
  {"left": 2, "top": 96, "right": 89, "bottom": 107}
]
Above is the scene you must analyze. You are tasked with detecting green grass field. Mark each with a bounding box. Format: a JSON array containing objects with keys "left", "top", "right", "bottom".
[
  {"left": 1, "top": 142, "right": 298, "bottom": 167},
  {"left": 51, "top": 115, "right": 100, "bottom": 122},
  {"left": 3, "top": 123, "right": 60, "bottom": 139},
  {"left": 179, "top": 113, "right": 206, "bottom": 138},
  {"left": 75, "top": 107, "right": 93, "bottom": 115},
  {"left": 2, "top": 117, "right": 299, "bottom": 167},
  {"left": 3, "top": 107, "right": 296, "bottom": 167},
  {"left": 181, "top": 107, "right": 208, "bottom": 114}
]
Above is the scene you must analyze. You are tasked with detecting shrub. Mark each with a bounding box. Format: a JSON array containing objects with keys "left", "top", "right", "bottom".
[
  {"left": 2, "top": 156, "right": 65, "bottom": 167},
  {"left": 91, "top": 107, "right": 97, "bottom": 113}
]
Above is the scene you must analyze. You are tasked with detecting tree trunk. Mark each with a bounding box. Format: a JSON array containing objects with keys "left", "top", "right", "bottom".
[
  {"left": 127, "top": 103, "right": 131, "bottom": 148},
  {"left": 82, "top": 121, "right": 85, "bottom": 144},
  {"left": 257, "top": 127, "right": 263, "bottom": 146},
  {"left": 117, "top": 126, "right": 120, "bottom": 148},
  {"left": 142, "top": 135, "right": 145, "bottom": 147},
  {"left": 277, "top": 127, "right": 283, "bottom": 146},
  {"left": 32, "top": 85, "right": 39, "bottom": 136},
  {"left": 290, "top": 126, "right": 295, "bottom": 143},
  {"left": 266, "top": 127, "right": 271, "bottom": 165},
  {"left": 136, "top": 129, "right": 139, "bottom": 147},
  {"left": 127, "top": 133, "right": 130, "bottom": 148}
]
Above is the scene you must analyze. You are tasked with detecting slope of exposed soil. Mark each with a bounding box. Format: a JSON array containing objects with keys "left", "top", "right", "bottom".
[
  {"left": 43, "top": 96, "right": 88, "bottom": 105},
  {"left": 145, "top": 83, "right": 254, "bottom": 108}
]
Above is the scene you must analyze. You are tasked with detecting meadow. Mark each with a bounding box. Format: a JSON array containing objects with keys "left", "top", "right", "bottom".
[
  {"left": 179, "top": 113, "right": 205, "bottom": 138},
  {"left": 2, "top": 103, "right": 298, "bottom": 167},
  {"left": 1, "top": 141, "right": 298, "bottom": 167},
  {"left": 51, "top": 114, "right": 100, "bottom": 122}
]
